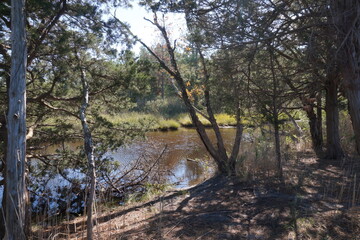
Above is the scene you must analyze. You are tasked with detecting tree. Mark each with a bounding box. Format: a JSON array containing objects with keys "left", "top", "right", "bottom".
[
  {"left": 116, "top": 7, "right": 244, "bottom": 175},
  {"left": 0, "top": 1, "right": 137, "bottom": 236},
  {"left": 331, "top": 0, "right": 360, "bottom": 155},
  {"left": 4, "top": 0, "right": 27, "bottom": 239}
]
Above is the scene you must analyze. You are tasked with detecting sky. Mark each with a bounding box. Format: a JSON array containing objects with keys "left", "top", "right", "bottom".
[{"left": 115, "top": 3, "right": 187, "bottom": 54}]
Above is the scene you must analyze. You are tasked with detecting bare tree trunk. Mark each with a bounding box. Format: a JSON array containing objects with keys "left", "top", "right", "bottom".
[
  {"left": 325, "top": 78, "right": 344, "bottom": 159},
  {"left": 4, "top": 0, "right": 27, "bottom": 238},
  {"left": 118, "top": 12, "right": 244, "bottom": 175},
  {"left": 133, "top": 15, "right": 234, "bottom": 175},
  {"left": 197, "top": 45, "right": 233, "bottom": 173},
  {"left": 79, "top": 67, "right": 96, "bottom": 240}
]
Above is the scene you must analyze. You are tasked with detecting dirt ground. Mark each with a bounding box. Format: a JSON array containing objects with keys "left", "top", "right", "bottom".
[{"left": 33, "top": 152, "right": 360, "bottom": 239}]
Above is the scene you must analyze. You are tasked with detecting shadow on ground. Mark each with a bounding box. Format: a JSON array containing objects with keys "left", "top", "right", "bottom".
[{"left": 34, "top": 153, "right": 360, "bottom": 240}]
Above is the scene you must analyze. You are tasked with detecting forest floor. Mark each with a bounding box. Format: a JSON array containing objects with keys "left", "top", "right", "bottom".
[{"left": 33, "top": 151, "right": 360, "bottom": 240}]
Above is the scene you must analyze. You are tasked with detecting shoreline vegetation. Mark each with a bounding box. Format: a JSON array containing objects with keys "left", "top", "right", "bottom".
[{"left": 102, "top": 112, "right": 293, "bottom": 132}]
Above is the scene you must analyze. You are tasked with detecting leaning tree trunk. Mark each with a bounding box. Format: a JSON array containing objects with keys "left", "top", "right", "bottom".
[
  {"left": 4, "top": 0, "right": 27, "bottom": 239},
  {"left": 79, "top": 67, "right": 97, "bottom": 240},
  {"left": 332, "top": 0, "right": 360, "bottom": 155},
  {"left": 129, "top": 12, "right": 243, "bottom": 176},
  {"left": 325, "top": 78, "right": 344, "bottom": 159}
]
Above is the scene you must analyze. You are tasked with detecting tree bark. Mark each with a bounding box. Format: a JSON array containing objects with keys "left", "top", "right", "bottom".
[
  {"left": 332, "top": 0, "right": 360, "bottom": 155},
  {"left": 228, "top": 106, "right": 243, "bottom": 174},
  {"left": 274, "top": 116, "right": 283, "bottom": 180},
  {"left": 305, "top": 106, "right": 323, "bottom": 157},
  {"left": 4, "top": 0, "right": 27, "bottom": 238},
  {"left": 325, "top": 78, "right": 344, "bottom": 159},
  {"left": 79, "top": 67, "right": 97, "bottom": 240},
  {"left": 0, "top": 116, "right": 7, "bottom": 239},
  {"left": 270, "top": 50, "right": 283, "bottom": 181},
  {"left": 344, "top": 71, "right": 360, "bottom": 155}
]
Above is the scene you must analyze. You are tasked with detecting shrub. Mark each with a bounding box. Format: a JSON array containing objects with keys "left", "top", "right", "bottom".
[{"left": 143, "top": 97, "right": 187, "bottom": 118}]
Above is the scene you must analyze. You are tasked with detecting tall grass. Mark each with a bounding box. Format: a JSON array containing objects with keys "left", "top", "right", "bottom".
[
  {"left": 102, "top": 112, "right": 180, "bottom": 131},
  {"left": 177, "top": 113, "right": 238, "bottom": 127},
  {"left": 103, "top": 112, "right": 243, "bottom": 130}
]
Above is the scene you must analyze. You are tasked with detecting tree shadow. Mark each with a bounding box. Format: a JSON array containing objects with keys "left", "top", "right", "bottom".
[{"left": 34, "top": 155, "right": 360, "bottom": 239}]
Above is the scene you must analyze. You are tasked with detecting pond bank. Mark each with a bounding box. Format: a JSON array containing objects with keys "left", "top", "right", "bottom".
[{"left": 35, "top": 153, "right": 360, "bottom": 239}]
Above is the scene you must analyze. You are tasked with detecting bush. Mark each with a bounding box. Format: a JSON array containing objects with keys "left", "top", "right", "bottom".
[
  {"left": 158, "top": 119, "right": 180, "bottom": 131},
  {"left": 143, "top": 97, "right": 187, "bottom": 118}
]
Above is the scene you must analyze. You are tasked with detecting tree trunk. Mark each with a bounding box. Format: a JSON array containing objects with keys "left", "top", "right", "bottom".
[
  {"left": 274, "top": 117, "right": 283, "bottom": 180},
  {"left": 305, "top": 106, "right": 323, "bottom": 157},
  {"left": 79, "top": 68, "right": 97, "bottom": 240},
  {"left": 332, "top": 0, "right": 360, "bottom": 155},
  {"left": 325, "top": 78, "right": 344, "bottom": 159},
  {"left": 4, "top": 0, "right": 27, "bottom": 238},
  {"left": 132, "top": 13, "right": 242, "bottom": 176},
  {"left": 0, "top": 116, "right": 7, "bottom": 239},
  {"left": 228, "top": 106, "right": 243, "bottom": 175},
  {"left": 344, "top": 72, "right": 360, "bottom": 155}
]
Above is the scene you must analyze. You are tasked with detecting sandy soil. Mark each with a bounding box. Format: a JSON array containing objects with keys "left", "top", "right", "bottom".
[{"left": 33, "top": 152, "right": 360, "bottom": 240}]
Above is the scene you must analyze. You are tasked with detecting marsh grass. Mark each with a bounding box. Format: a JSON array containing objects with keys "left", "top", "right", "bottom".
[
  {"left": 177, "top": 113, "right": 240, "bottom": 127},
  {"left": 102, "top": 113, "right": 180, "bottom": 131},
  {"left": 158, "top": 119, "right": 181, "bottom": 131},
  {"left": 103, "top": 112, "right": 241, "bottom": 131}
]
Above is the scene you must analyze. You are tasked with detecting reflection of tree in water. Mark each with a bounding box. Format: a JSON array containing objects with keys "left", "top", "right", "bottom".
[
  {"left": 110, "top": 128, "right": 280, "bottom": 187},
  {"left": 184, "top": 160, "right": 204, "bottom": 186}
]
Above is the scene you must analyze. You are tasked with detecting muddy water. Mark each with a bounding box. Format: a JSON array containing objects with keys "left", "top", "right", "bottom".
[
  {"left": 41, "top": 128, "right": 277, "bottom": 188},
  {"left": 108, "top": 128, "right": 272, "bottom": 188}
]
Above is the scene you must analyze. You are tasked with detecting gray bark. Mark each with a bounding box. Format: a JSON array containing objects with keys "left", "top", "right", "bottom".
[
  {"left": 79, "top": 67, "right": 97, "bottom": 240},
  {"left": 4, "top": 0, "right": 27, "bottom": 239},
  {"left": 270, "top": 52, "right": 283, "bottom": 181}
]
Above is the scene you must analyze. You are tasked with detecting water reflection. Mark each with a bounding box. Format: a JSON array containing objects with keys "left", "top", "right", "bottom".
[{"left": 109, "top": 128, "right": 239, "bottom": 188}]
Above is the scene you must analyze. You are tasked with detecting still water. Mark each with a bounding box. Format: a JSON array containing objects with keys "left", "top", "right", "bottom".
[
  {"left": 108, "top": 128, "right": 272, "bottom": 188},
  {"left": 41, "top": 128, "right": 277, "bottom": 188}
]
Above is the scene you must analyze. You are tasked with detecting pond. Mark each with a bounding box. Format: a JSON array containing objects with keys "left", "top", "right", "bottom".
[
  {"left": 23, "top": 127, "right": 279, "bottom": 214},
  {"left": 34, "top": 127, "right": 279, "bottom": 191},
  {"left": 109, "top": 128, "right": 277, "bottom": 188}
]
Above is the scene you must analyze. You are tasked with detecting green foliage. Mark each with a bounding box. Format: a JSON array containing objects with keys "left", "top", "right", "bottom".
[
  {"left": 142, "top": 97, "right": 188, "bottom": 118},
  {"left": 158, "top": 119, "right": 180, "bottom": 131}
]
